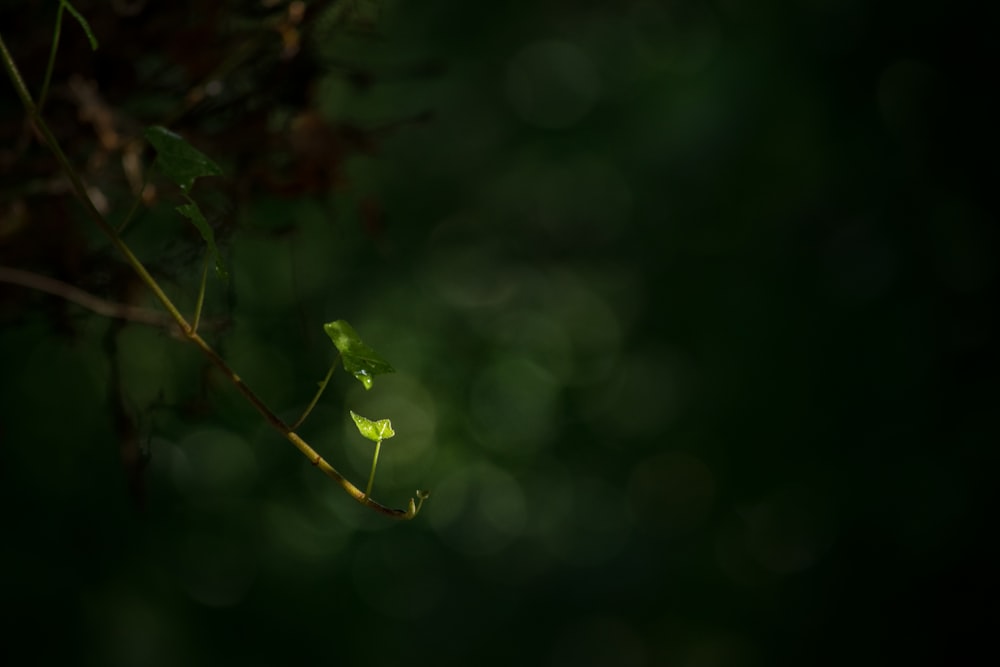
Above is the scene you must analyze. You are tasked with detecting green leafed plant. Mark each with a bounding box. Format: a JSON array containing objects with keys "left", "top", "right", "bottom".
[
  {"left": 144, "top": 126, "right": 228, "bottom": 280},
  {"left": 0, "top": 15, "right": 427, "bottom": 519},
  {"left": 350, "top": 411, "right": 394, "bottom": 498}
]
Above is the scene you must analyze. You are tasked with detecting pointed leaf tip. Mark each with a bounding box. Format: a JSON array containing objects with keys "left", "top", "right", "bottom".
[
  {"left": 350, "top": 411, "right": 395, "bottom": 442},
  {"left": 144, "top": 125, "right": 223, "bottom": 193},
  {"left": 323, "top": 320, "right": 394, "bottom": 390}
]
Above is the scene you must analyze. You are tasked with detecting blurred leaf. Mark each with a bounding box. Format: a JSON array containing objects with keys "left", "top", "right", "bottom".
[
  {"left": 323, "top": 320, "right": 394, "bottom": 390},
  {"left": 175, "top": 200, "right": 228, "bottom": 279},
  {"left": 144, "top": 126, "right": 222, "bottom": 193},
  {"left": 350, "top": 410, "right": 395, "bottom": 442}
]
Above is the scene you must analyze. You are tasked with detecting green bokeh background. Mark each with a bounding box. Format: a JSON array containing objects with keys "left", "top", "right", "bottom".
[{"left": 1, "top": 1, "right": 997, "bottom": 665}]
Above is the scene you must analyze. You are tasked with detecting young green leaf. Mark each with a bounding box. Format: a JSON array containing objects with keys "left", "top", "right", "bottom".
[
  {"left": 176, "top": 199, "right": 227, "bottom": 279},
  {"left": 350, "top": 411, "right": 395, "bottom": 442},
  {"left": 323, "top": 320, "right": 394, "bottom": 390},
  {"left": 144, "top": 126, "right": 222, "bottom": 193}
]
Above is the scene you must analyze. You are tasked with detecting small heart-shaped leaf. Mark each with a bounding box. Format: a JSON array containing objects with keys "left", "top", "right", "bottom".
[
  {"left": 350, "top": 411, "right": 395, "bottom": 442},
  {"left": 323, "top": 320, "right": 394, "bottom": 390},
  {"left": 144, "top": 126, "right": 222, "bottom": 193}
]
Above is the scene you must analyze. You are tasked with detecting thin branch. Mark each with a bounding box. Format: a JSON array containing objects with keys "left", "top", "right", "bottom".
[
  {"left": 290, "top": 354, "right": 340, "bottom": 430},
  {"left": 0, "top": 264, "right": 175, "bottom": 329}
]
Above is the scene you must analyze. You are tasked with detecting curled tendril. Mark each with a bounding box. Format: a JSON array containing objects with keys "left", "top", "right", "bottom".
[{"left": 404, "top": 489, "right": 430, "bottom": 518}]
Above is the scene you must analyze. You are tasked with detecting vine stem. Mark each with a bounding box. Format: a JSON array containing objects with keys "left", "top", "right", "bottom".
[
  {"left": 0, "top": 32, "right": 419, "bottom": 520},
  {"left": 191, "top": 338, "right": 416, "bottom": 519},
  {"left": 290, "top": 354, "right": 340, "bottom": 431}
]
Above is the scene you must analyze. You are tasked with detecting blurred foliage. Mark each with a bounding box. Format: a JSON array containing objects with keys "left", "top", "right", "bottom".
[{"left": 1, "top": 0, "right": 998, "bottom": 666}]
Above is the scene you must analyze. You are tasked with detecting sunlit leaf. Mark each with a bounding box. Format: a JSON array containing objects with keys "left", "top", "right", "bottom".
[
  {"left": 175, "top": 200, "right": 227, "bottom": 279},
  {"left": 323, "top": 320, "right": 394, "bottom": 390},
  {"left": 144, "top": 126, "right": 222, "bottom": 193},
  {"left": 350, "top": 411, "right": 395, "bottom": 442}
]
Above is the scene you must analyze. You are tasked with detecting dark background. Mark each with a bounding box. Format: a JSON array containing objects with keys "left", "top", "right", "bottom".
[{"left": 1, "top": 1, "right": 997, "bottom": 665}]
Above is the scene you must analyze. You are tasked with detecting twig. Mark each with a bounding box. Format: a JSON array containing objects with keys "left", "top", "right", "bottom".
[{"left": 0, "top": 264, "right": 175, "bottom": 329}]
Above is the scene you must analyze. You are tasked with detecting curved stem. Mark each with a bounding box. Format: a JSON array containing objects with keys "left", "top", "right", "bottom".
[
  {"left": 290, "top": 354, "right": 340, "bottom": 431},
  {"left": 189, "top": 333, "right": 415, "bottom": 518},
  {"left": 0, "top": 32, "right": 422, "bottom": 520},
  {"left": 37, "top": 3, "right": 65, "bottom": 112}
]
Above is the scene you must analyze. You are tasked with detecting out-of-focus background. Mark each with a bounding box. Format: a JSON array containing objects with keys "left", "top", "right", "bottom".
[{"left": 1, "top": 1, "right": 997, "bottom": 665}]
